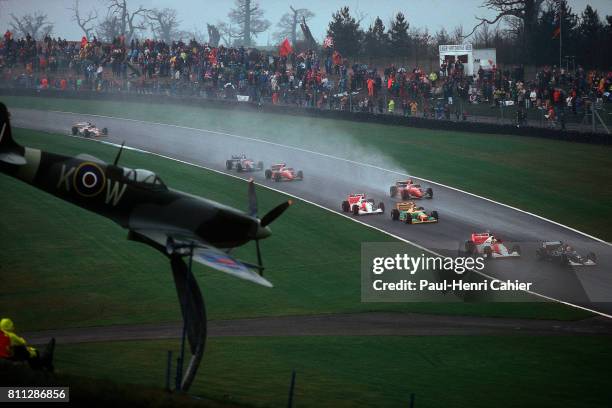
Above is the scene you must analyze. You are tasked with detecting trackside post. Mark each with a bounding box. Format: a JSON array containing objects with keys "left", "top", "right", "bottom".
[
  {"left": 287, "top": 369, "right": 296, "bottom": 408},
  {"left": 165, "top": 350, "right": 173, "bottom": 391}
]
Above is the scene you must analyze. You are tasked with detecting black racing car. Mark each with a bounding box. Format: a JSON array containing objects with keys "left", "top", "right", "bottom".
[
  {"left": 225, "top": 155, "right": 264, "bottom": 172},
  {"left": 536, "top": 241, "right": 597, "bottom": 266}
]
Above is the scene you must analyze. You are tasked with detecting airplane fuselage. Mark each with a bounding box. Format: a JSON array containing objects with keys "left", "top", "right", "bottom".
[{"left": 1, "top": 146, "right": 261, "bottom": 248}]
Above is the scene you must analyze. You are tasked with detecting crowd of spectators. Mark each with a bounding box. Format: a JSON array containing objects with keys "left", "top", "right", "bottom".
[{"left": 1, "top": 29, "right": 611, "bottom": 128}]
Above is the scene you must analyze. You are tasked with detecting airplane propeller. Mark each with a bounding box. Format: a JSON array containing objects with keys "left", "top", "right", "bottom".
[
  {"left": 261, "top": 201, "right": 292, "bottom": 227},
  {"left": 247, "top": 179, "right": 292, "bottom": 275}
]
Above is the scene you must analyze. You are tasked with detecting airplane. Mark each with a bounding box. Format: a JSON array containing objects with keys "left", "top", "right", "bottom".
[{"left": 0, "top": 102, "right": 290, "bottom": 390}]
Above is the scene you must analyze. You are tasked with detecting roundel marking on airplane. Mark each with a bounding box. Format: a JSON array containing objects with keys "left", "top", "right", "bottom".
[{"left": 73, "top": 161, "right": 106, "bottom": 197}]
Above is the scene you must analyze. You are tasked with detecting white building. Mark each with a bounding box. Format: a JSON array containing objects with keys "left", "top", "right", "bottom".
[{"left": 439, "top": 44, "right": 497, "bottom": 76}]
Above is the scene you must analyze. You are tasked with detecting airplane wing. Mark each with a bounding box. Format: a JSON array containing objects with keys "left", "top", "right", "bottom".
[
  {"left": 0, "top": 152, "right": 26, "bottom": 165},
  {"left": 130, "top": 229, "right": 272, "bottom": 287}
]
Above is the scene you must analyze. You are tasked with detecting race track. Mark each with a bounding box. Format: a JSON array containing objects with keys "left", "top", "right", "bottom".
[{"left": 9, "top": 108, "right": 612, "bottom": 316}]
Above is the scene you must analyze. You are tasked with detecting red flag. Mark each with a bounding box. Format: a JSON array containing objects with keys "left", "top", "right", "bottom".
[
  {"left": 279, "top": 38, "right": 292, "bottom": 57},
  {"left": 80, "top": 36, "right": 88, "bottom": 48},
  {"left": 208, "top": 48, "right": 217, "bottom": 65},
  {"left": 552, "top": 26, "right": 560, "bottom": 39},
  {"left": 332, "top": 50, "right": 342, "bottom": 66}
]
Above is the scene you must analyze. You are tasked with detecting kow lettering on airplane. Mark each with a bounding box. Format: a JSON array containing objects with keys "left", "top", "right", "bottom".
[
  {"left": 105, "top": 180, "right": 127, "bottom": 206},
  {"left": 57, "top": 164, "right": 75, "bottom": 191}
]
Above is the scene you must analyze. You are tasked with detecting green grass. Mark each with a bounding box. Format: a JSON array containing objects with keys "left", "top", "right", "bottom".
[
  {"left": 55, "top": 336, "right": 612, "bottom": 408},
  {"left": 0, "top": 128, "right": 591, "bottom": 332},
  {"left": 3, "top": 95, "right": 611, "bottom": 240},
  {"left": 0, "top": 359, "right": 239, "bottom": 407}
]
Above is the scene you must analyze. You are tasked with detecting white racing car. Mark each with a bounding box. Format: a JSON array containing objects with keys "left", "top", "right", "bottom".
[
  {"left": 465, "top": 232, "right": 521, "bottom": 259},
  {"left": 341, "top": 193, "right": 385, "bottom": 216},
  {"left": 71, "top": 122, "right": 108, "bottom": 137}
]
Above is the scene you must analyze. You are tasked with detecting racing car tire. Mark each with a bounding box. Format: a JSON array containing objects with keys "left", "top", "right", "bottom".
[
  {"left": 401, "top": 190, "right": 410, "bottom": 200},
  {"left": 258, "top": 161, "right": 264, "bottom": 170},
  {"left": 102, "top": 127, "right": 108, "bottom": 135},
  {"left": 341, "top": 201, "right": 350, "bottom": 212},
  {"left": 236, "top": 163, "right": 243, "bottom": 172},
  {"left": 265, "top": 169, "right": 272, "bottom": 179},
  {"left": 587, "top": 252, "right": 597, "bottom": 262},
  {"left": 391, "top": 209, "right": 399, "bottom": 221},
  {"left": 297, "top": 170, "right": 303, "bottom": 180},
  {"left": 484, "top": 247, "right": 493, "bottom": 259},
  {"left": 226, "top": 160, "right": 233, "bottom": 170},
  {"left": 274, "top": 173, "right": 281, "bottom": 182},
  {"left": 431, "top": 211, "right": 439, "bottom": 220},
  {"left": 378, "top": 202, "right": 385, "bottom": 213},
  {"left": 352, "top": 205, "right": 359, "bottom": 216},
  {"left": 71, "top": 127, "right": 78, "bottom": 135},
  {"left": 390, "top": 186, "right": 397, "bottom": 197},
  {"left": 465, "top": 241, "right": 475, "bottom": 255},
  {"left": 405, "top": 215, "right": 412, "bottom": 224},
  {"left": 511, "top": 245, "right": 521, "bottom": 255},
  {"left": 83, "top": 129, "right": 90, "bottom": 138},
  {"left": 426, "top": 188, "right": 433, "bottom": 199},
  {"left": 560, "top": 254, "right": 569, "bottom": 265}
]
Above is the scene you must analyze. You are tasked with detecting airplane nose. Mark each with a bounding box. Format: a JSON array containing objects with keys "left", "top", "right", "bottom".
[{"left": 255, "top": 224, "right": 272, "bottom": 239}]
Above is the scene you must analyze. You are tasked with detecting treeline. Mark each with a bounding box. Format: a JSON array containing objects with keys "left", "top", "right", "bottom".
[{"left": 326, "top": 2, "right": 612, "bottom": 69}]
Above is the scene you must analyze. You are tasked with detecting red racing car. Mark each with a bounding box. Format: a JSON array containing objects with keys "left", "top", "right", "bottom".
[
  {"left": 465, "top": 232, "right": 521, "bottom": 259},
  {"left": 265, "top": 163, "right": 303, "bottom": 181},
  {"left": 390, "top": 179, "right": 433, "bottom": 199}
]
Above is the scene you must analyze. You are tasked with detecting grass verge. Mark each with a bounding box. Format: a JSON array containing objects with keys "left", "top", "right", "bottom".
[{"left": 53, "top": 336, "right": 612, "bottom": 408}]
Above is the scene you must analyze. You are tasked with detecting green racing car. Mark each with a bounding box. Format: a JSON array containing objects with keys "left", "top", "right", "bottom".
[{"left": 390, "top": 201, "right": 439, "bottom": 224}]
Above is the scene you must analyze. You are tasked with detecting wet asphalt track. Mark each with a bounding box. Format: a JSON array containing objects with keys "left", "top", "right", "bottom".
[{"left": 9, "top": 108, "right": 612, "bottom": 316}]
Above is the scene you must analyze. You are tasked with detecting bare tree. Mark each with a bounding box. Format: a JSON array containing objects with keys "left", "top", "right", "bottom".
[
  {"left": 474, "top": 18, "right": 509, "bottom": 48},
  {"left": 207, "top": 24, "right": 220, "bottom": 46},
  {"left": 70, "top": 0, "right": 98, "bottom": 40},
  {"left": 9, "top": 12, "right": 54, "bottom": 40},
  {"left": 451, "top": 25, "right": 465, "bottom": 43},
  {"left": 466, "top": 0, "right": 544, "bottom": 39},
  {"left": 147, "top": 8, "right": 181, "bottom": 43},
  {"left": 183, "top": 26, "right": 207, "bottom": 43},
  {"left": 96, "top": 13, "right": 121, "bottom": 42},
  {"left": 273, "top": 6, "right": 314, "bottom": 44},
  {"left": 228, "top": 0, "right": 270, "bottom": 46},
  {"left": 217, "top": 21, "right": 240, "bottom": 46},
  {"left": 106, "top": 0, "right": 148, "bottom": 41}
]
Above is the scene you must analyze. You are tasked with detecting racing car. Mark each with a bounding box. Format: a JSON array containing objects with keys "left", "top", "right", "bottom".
[
  {"left": 265, "top": 163, "right": 303, "bottom": 181},
  {"left": 341, "top": 193, "right": 385, "bottom": 216},
  {"left": 536, "top": 241, "right": 597, "bottom": 266},
  {"left": 390, "top": 201, "right": 438, "bottom": 224},
  {"left": 71, "top": 122, "right": 108, "bottom": 137},
  {"left": 390, "top": 179, "right": 433, "bottom": 199},
  {"left": 226, "top": 155, "right": 264, "bottom": 172},
  {"left": 465, "top": 232, "right": 521, "bottom": 259}
]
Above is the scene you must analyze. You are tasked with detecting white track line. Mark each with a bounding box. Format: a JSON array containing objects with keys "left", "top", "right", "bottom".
[
  {"left": 47, "top": 109, "right": 610, "bottom": 246},
  {"left": 63, "top": 134, "right": 611, "bottom": 320}
]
